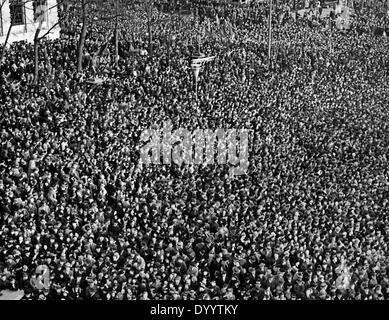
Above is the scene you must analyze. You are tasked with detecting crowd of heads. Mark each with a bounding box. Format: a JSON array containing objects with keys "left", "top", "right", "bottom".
[{"left": 1, "top": 0, "right": 389, "bottom": 300}]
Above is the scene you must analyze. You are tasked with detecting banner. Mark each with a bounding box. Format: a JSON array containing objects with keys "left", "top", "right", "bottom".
[
  {"left": 191, "top": 62, "right": 202, "bottom": 84},
  {"left": 0, "top": 290, "right": 25, "bottom": 300},
  {"left": 191, "top": 56, "right": 216, "bottom": 64},
  {"left": 30, "top": 264, "right": 50, "bottom": 291},
  {"left": 336, "top": 6, "right": 352, "bottom": 29}
]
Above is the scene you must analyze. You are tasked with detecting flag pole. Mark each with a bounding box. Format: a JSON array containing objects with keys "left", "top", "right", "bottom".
[
  {"left": 268, "top": 0, "right": 273, "bottom": 63},
  {"left": 115, "top": 0, "right": 119, "bottom": 67},
  {"left": 195, "top": 79, "right": 198, "bottom": 101}
]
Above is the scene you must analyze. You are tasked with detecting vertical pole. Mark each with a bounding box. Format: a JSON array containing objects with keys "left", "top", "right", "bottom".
[
  {"left": 268, "top": 0, "right": 273, "bottom": 62},
  {"left": 34, "top": 18, "right": 44, "bottom": 86},
  {"left": 195, "top": 7, "right": 198, "bottom": 52},
  {"left": 195, "top": 79, "right": 198, "bottom": 100},
  {"left": 0, "top": 25, "right": 12, "bottom": 65},
  {"left": 77, "top": 0, "right": 88, "bottom": 72},
  {"left": 0, "top": 2, "right": 3, "bottom": 37},
  {"left": 148, "top": 0, "right": 153, "bottom": 56},
  {"left": 115, "top": 0, "right": 119, "bottom": 66},
  {"left": 23, "top": 1, "right": 27, "bottom": 33}
]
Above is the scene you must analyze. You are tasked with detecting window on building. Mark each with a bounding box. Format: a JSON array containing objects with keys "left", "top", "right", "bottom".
[
  {"left": 33, "top": 0, "right": 48, "bottom": 22},
  {"left": 9, "top": 0, "right": 25, "bottom": 26}
]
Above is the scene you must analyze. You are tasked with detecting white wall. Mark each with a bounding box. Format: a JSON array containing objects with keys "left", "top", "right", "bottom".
[{"left": 0, "top": 0, "right": 60, "bottom": 44}]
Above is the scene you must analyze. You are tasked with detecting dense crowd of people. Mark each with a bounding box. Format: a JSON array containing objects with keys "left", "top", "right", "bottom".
[{"left": 1, "top": 0, "right": 389, "bottom": 300}]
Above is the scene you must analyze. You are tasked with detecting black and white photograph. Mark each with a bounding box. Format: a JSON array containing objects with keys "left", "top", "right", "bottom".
[{"left": 0, "top": 0, "right": 389, "bottom": 313}]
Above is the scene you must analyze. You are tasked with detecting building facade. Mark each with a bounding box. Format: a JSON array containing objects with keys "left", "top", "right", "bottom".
[{"left": 0, "top": 0, "right": 60, "bottom": 44}]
